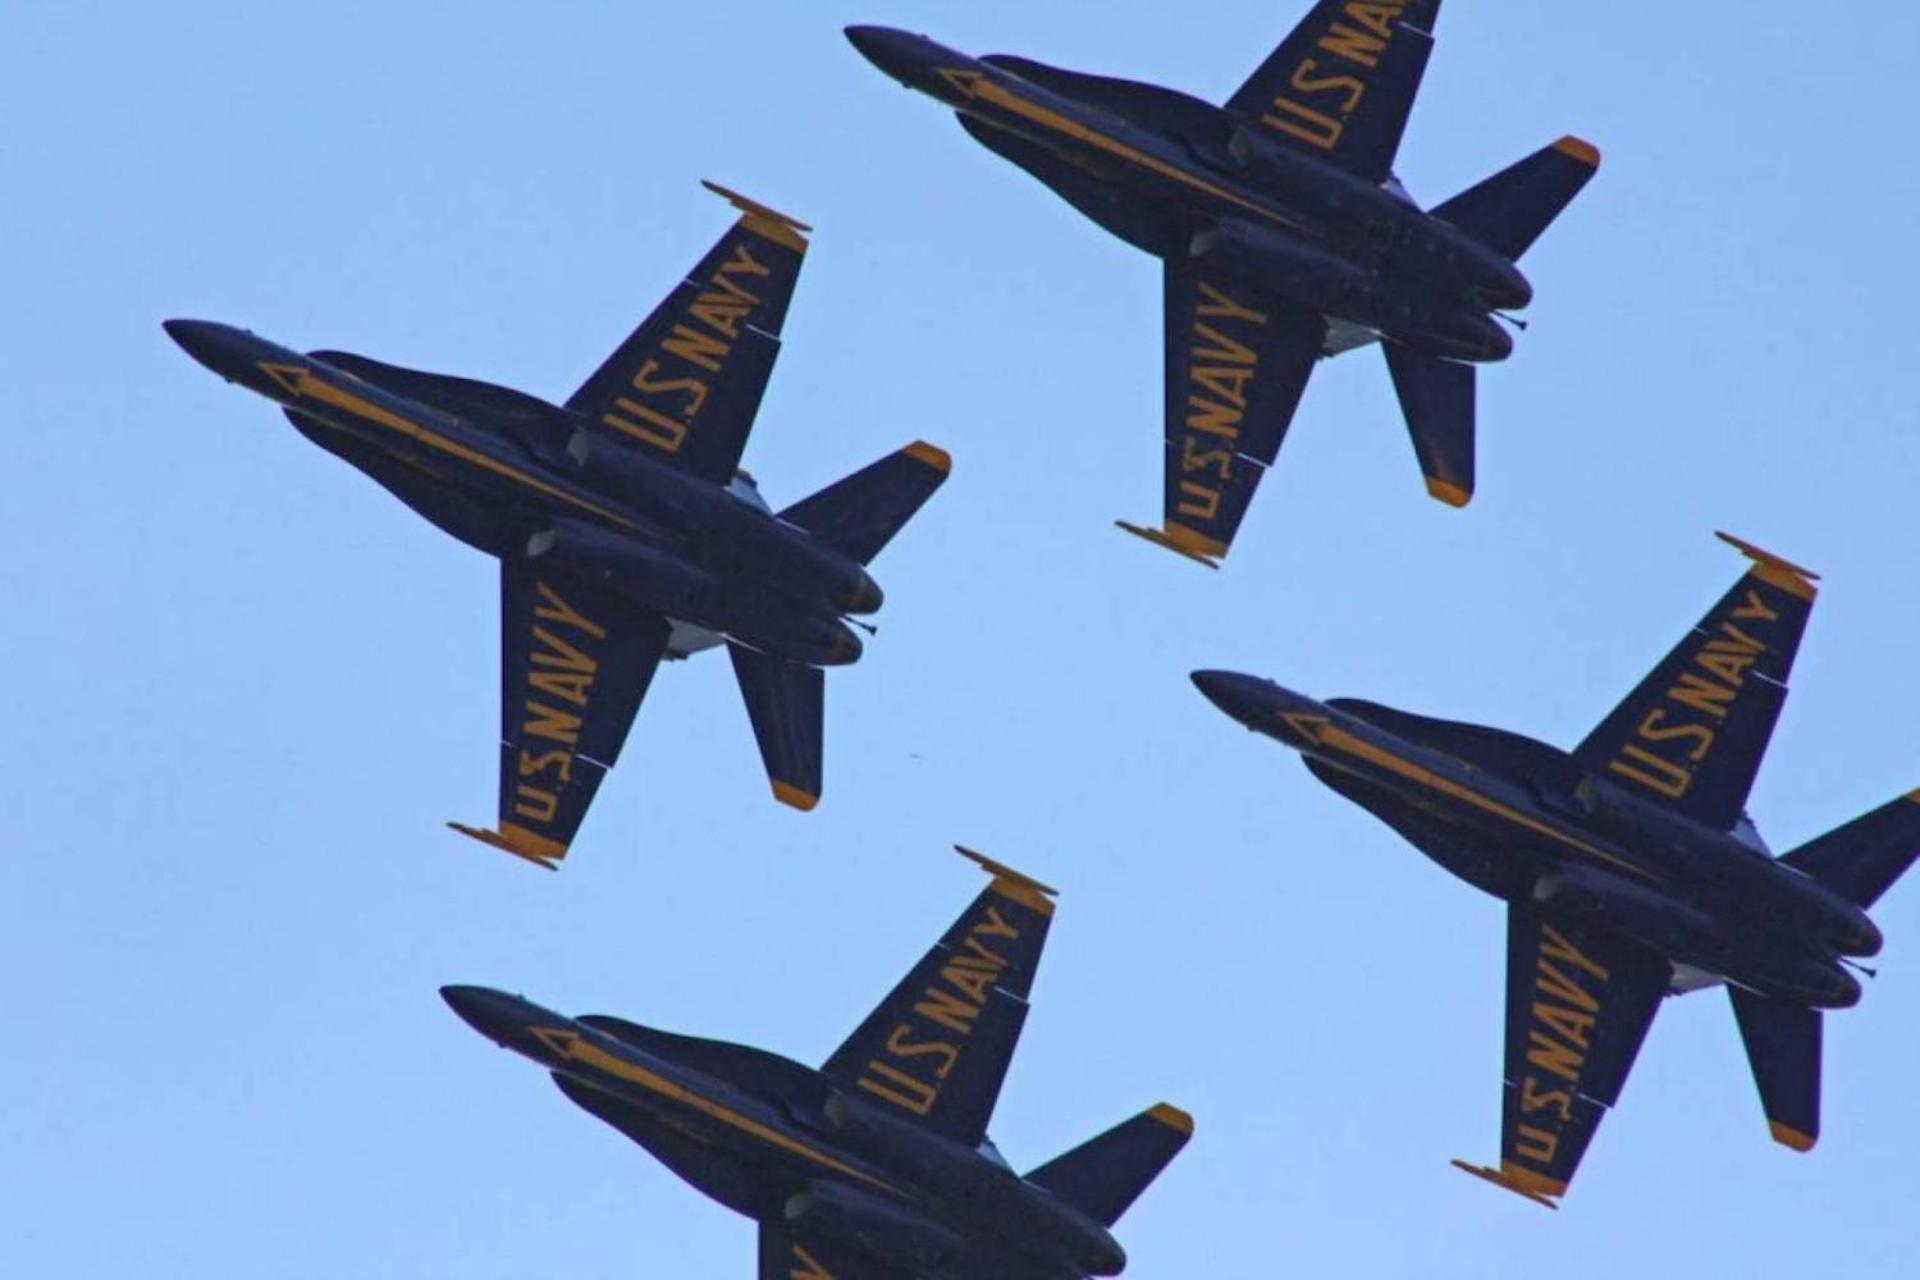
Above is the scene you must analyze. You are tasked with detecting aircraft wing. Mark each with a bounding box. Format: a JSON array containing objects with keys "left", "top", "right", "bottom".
[
  {"left": 1121, "top": 261, "right": 1323, "bottom": 565},
  {"left": 1453, "top": 905, "right": 1668, "bottom": 1208},
  {"left": 1571, "top": 534, "right": 1819, "bottom": 830},
  {"left": 449, "top": 560, "right": 671, "bottom": 867},
  {"left": 1224, "top": 0, "right": 1438, "bottom": 184},
  {"left": 565, "top": 182, "right": 808, "bottom": 484},
  {"left": 820, "top": 849, "right": 1056, "bottom": 1147},
  {"left": 761, "top": 1223, "right": 908, "bottom": 1280}
]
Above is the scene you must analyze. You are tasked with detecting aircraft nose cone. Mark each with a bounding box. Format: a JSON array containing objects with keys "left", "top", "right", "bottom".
[
  {"left": 163, "top": 318, "right": 242, "bottom": 372},
  {"left": 844, "top": 24, "right": 927, "bottom": 82},
  {"left": 1190, "top": 669, "right": 1268, "bottom": 724},
  {"left": 440, "top": 984, "right": 525, "bottom": 1043}
]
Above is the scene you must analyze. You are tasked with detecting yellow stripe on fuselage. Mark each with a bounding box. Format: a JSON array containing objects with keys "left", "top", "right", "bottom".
[
  {"left": 1316, "top": 723, "right": 1663, "bottom": 884},
  {"left": 970, "top": 76, "right": 1306, "bottom": 234},
  {"left": 262, "top": 361, "right": 641, "bottom": 532},
  {"left": 543, "top": 1029, "right": 901, "bottom": 1194}
]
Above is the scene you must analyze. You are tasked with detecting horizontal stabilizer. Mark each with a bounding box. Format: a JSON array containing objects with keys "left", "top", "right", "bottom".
[
  {"left": 1026, "top": 1104, "right": 1193, "bottom": 1227},
  {"left": 1728, "top": 988, "right": 1822, "bottom": 1152},
  {"left": 1383, "top": 342, "right": 1475, "bottom": 506},
  {"left": 778, "top": 442, "right": 950, "bottom": 566},
  {"left": 1780, "top": 790, "right": 1920, "bottom": 909},
  {"left": 728, "top": 642, "right": 824, "bottom": 811},
  {"left": 1431, "top": 136, "right": 1600, "bottom": 261}
]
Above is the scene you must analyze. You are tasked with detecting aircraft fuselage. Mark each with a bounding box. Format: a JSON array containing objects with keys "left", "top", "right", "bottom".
[
  {"left": 164, "top": 320, "right": 873, "bottom": 666},
  {"left": 440, "top": 986, "right": 1123, "bottom": 1280},
  {"left": 846, "top": 27, "right": 1519, "bottom": 362},
  {"left": 1192, "top": 672, "right": 1879, "bottom": 1008}
]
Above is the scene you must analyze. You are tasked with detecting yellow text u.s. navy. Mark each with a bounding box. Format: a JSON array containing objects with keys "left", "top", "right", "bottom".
[
  {"left": 165, "top": 183, "right": 951, "bottom": 868},
  {"left": 849, "top": 1, "right": 1599, "bottom": 564},
  {"left": 1193, "top": 533, "right": 1919, "bottom": 1206},
  {"left": 443, "top": 847, "right": 1192, "bottom": 1280}
]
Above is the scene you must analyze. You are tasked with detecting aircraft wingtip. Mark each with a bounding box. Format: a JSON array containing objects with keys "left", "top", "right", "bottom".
[
  {"left": 1768, "top": 1121, "right": 1818, "bottom": 1153},
  {"left": 1424, "top": 476, "right": 1472, "bottom": 507},
  {"left": 447, "top": 821, "right": 562, "bottom": 870},
  {"left": 772, "top": 780, "right": 821, "bottom": 812},
  {"left": 1714, "top": 530, "right": 1820, "bottom": 600},
  {"left": 1450, "top": 1159, "right": 1563, "bottom": 1210},
  {"left": 1147, "top": 1102, "right": 1195, "bottom": 1135},
  {"left": 903, "top": 440, "right": 952, "bottom": 474},
  {"left": 954, "top": 844, "right": 1059, "bottom": 915},
  {"left": 1553, "top": 135, "right": 1601, "bottom": 168},
  {"left": 702, "top": 180, "right": 812, "bottom": 249},
  {"left": 1114, "top": 520, "right": 1223, "bottom": 568}
]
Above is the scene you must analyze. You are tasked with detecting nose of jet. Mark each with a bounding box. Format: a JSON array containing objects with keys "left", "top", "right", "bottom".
[
  {"left": 441, "top": 984, "right": 534, "bottom": 1045},
  {"left": 163, "top": 318, "right": 251, "bottom": 376},
  {"left": 1191, "top": 669, "right": 1276, "bottom": 726},
  {"left": 845, "top": 24, "right": 955, "bottom": 89}
]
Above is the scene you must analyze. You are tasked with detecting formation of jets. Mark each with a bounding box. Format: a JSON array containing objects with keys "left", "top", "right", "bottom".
[{"left": 161, "top": 0, "right": 1914, "bottom": 1260}]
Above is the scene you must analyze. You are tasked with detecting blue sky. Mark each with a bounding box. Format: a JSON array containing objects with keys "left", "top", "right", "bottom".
[{"left": 7, "top": 2, "right": 1920, "bottom": 1275}]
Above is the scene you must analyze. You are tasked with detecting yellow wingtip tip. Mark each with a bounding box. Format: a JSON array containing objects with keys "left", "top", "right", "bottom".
[
  {"left": 772, "top": 781, "right": 821, "bottom": 812},
  {"left": 954, "top": 845, "right": 1058, "bottom": 915},
  {"left": 1714, "top": 530, "right": 1820, "bottom": 600},
  {"left": 1147, "top": 1102, "right": 1195, "bottom": 1135},
  {"left": 903, "top": 440, "right": 952, "bottom": 474},
  {"left": 447, "top": 822, "right": 563, "bottom": 870},
  {"left": 1424, "top": 476, "right": 1472, "bottom": 507},
  {"left": 1450, "top": 1160, "right": 1563, "bottom": 1209},
  {"left": 1769, "top": 1121, "right": 1817, "bottom": 1152},
  {"left": 1553, "top": 135, "right": 1602, "bottom": 168},
  {"left": 701, "top": 179, "right": 812, "bottom": 231},
  {"left": 1113, "top": 520, "right": 1222, "bottom": 568}
]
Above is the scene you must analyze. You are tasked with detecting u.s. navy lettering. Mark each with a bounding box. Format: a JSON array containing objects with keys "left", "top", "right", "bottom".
[
  {"left": 1176, "top": 280, "right": 1270, "bottom": 524},
  {"left": 511, "top": 581, "right": 607, "bottom": 828},
  {"left": 603, "top": 240, "right": 774, "bottom": 452},
  {"left": 1260, "top": 2, "right": 1409, "bottom": 151},
  {"left": 855, "top": 903, "right": 1022, "bottom": 1116},
  {"left": 1607, "top": 587, "right": 1783, "bottom": 800}
]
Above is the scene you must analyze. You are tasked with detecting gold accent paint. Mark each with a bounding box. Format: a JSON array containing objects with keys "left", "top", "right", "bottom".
[
  {"left": 1316, "top": 723, "right": 1664, "bottom": 883},
  {"left": 1769, "top": 1120, "right": 1817, "bottom": 1152},
  {"left": 546, "top": 1029, "right": 901, "bottom": 1193},
  {"left": 1552, "top": 136, "right": 1602, "bottom": 168},
  {"left": 968, "top": 77, "right": 1308, "bottom": 235},
  {"left": 772, "top": 780, "right": 820, "bottom": 811},
  {"left": 1147, "top": 1102, "right": 1195, "bottom": 1134},
  {"left": 1450, "top": 1159, "right": 1562, "bottom": 1209},
  {"left": 955, "top": 844, "right": 1058, "bottom": 916},
  {"left": 902, "top": 440, "right": 952, "bottom": 473},
  {"left": 1114, "top": 520, "right": 1223, "bottom": 568},
  {"left": 700, "top": 180, "right": 811, "bottom": 252},
  {"left": 1714, "top": 530, "right": 1819, "bottom": 601},
  {"left": 260, "top": 361, "right": 642, "bottom": 532},
  {"left": 447, "top": 822, "right": 563, "bottom": 870},
  {"left": 1424, "top": 476, "right": 1471, "bottom": 507}
]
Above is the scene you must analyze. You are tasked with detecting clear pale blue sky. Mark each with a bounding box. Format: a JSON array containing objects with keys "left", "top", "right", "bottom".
[{"left": 7, "top": 2, "right": 1920, "bottom": 1276}]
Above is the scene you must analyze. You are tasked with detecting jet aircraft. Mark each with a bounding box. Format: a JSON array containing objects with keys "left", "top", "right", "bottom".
[
  {"left": 443, "top": 847, "right": 1192, "bottom": 1279},
  {"left": 848, "top": 2, "right": 1597, "bottom": 565},
  {"left": 166, "top": 185, "right": 950, "bottom": 869},
  {"left": 1192, "top": 534, "right": 1918, "bottom": 1205}
]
